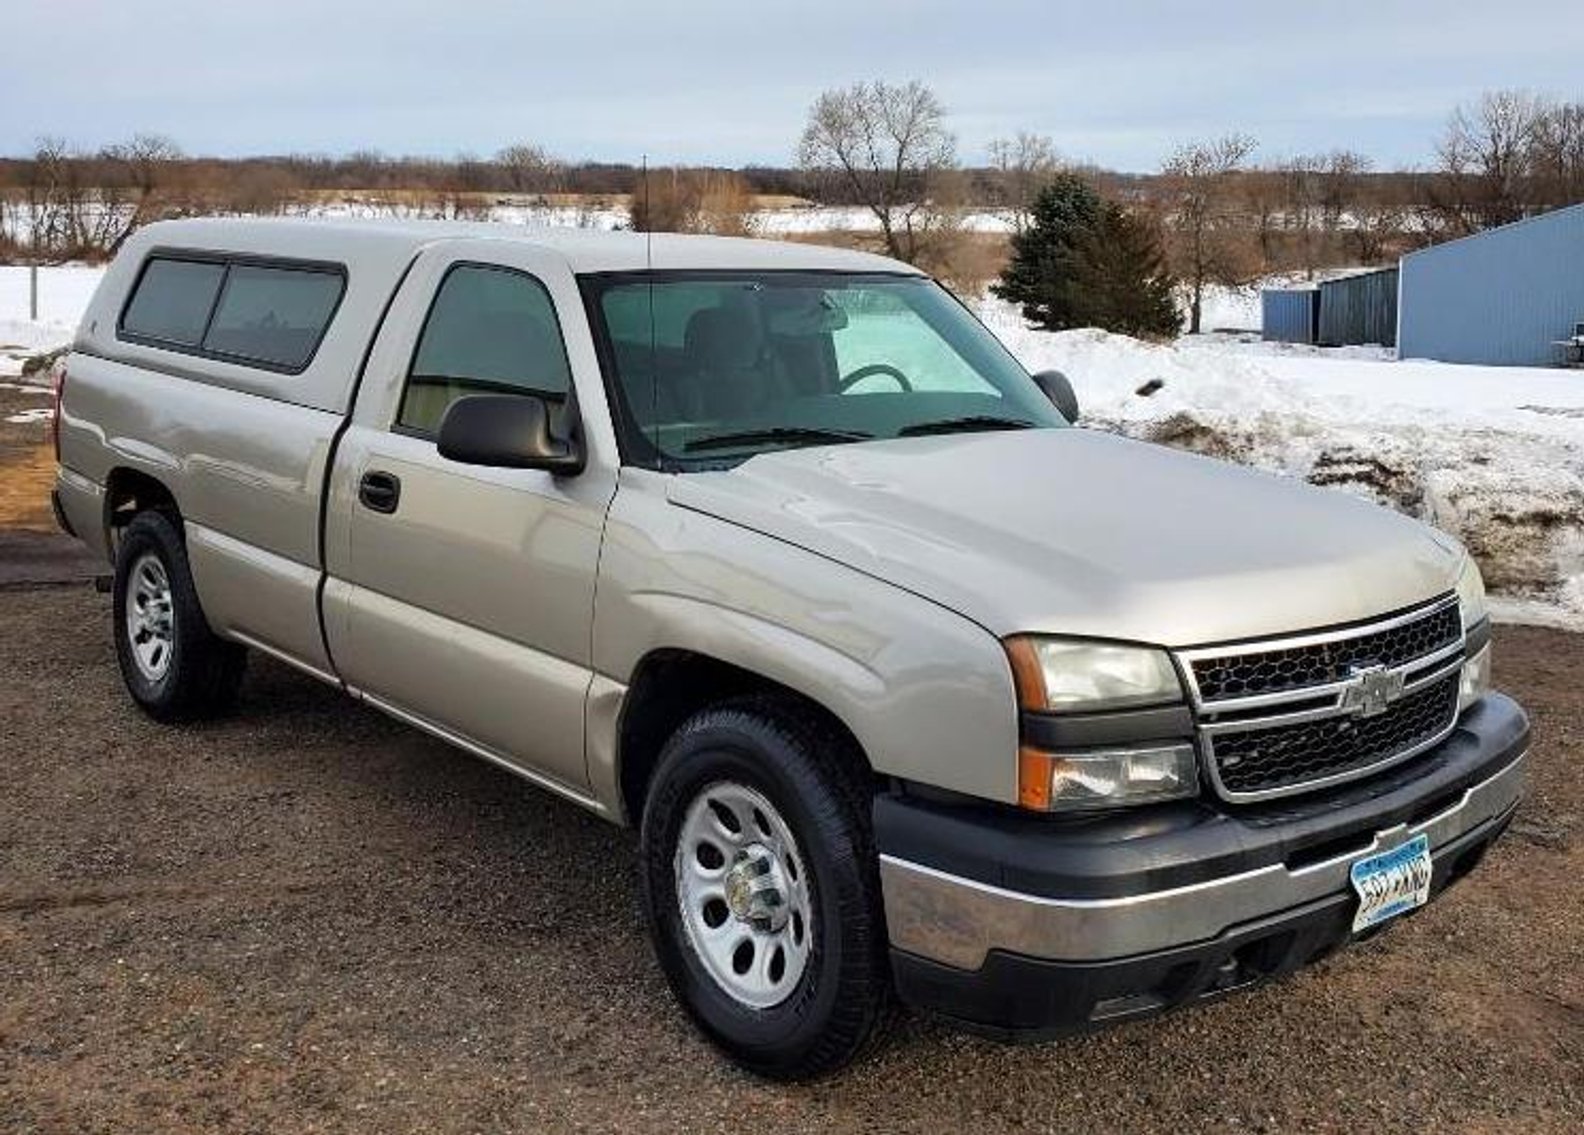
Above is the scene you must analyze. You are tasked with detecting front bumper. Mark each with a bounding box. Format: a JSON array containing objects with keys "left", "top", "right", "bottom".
[{"left": 876, "top": 692, "right": 1529, "bottom": 1037}]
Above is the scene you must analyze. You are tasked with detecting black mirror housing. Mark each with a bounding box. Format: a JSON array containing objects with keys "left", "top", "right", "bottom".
[
  {"left": 437, "top": 393, "right": 584, "bottom": 473},
  {"left": 1031, "top": 369, "right": 1079, "bottom": 422}
]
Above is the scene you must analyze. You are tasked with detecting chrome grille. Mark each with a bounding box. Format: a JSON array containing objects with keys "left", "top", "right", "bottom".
[
  {"left": 1209, "top": 674, "right": 1459, "bottom": 797},
  {"left": 1178, "top": 596, "right": 1465, "bottom": 802},
  {"left": 1190, "top": 601, "right": 1461, "bottom": 702}
]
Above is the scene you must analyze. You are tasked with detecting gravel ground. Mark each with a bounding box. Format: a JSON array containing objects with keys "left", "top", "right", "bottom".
[
  {"left": 0, "top": 587, "right": 1579, "bottom": 1134},
  {"left": 0, "top": 390, "right": 1579, "bottom": 1132}
]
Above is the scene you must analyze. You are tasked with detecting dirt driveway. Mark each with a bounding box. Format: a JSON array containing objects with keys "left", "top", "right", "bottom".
[
  {"left": 0, "top": 594, "right": 1578, "bottom": 1133},
  {"left": 0, "top": 391, "right": 1579, "bottom": 1132}
]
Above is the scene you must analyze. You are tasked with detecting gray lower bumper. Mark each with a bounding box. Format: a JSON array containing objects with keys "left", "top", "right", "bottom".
[{"left": 881, "top": 748, "right": 1525, "bottom": 971}]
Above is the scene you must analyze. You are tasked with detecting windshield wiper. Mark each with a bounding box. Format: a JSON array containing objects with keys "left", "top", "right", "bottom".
[
  {"left": 898, "top": 415, "right": 1037, "bottom": 437},
  {"left": 683, "top": 426, "right": 874, "bottom": 453}
]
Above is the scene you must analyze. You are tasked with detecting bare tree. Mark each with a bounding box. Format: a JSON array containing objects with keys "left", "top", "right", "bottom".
[
  {"left": 796, "top": 80, "right": 957, "bottom": 263},
  {"left": 98, "top": 134, "right": 189, "bottom": 254},
  {"left": 1270, "top": 149, "right": 1372, "bottom": 276},
  {"left": 1428, "top": 90, "right": 1547, "bottom": 235},
  {"left": 1529, "top": 100, "right": 1584, "bottom": 208},
  {"left": 1346, "top": 199, "right": 1408, "bottom": 264},
  {"left": 1236, "top": 166, "right": 1284, "bottom": 271},
  {"left": 19, "top": 137, "right": 85, "bottom": 262},
  {"left": 1157, "top": 134, "right": 1258, "bottom": 333},
  {"left": 1315, "top": 149, "right": 1370, "bottom": 237},
  {"left": 496, "top": 143, "right": 565, "bottom": 196},
  {"left": 986, "top": 131, "right": 1062, "bottom": 233},
  {"left": 1273, "top": 154, "right": 1321, "bottom": 277}
]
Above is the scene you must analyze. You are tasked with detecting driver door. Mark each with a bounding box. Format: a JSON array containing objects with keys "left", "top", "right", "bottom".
[{"left": 323, "top": 245, "right": 618, "bottom": 799}]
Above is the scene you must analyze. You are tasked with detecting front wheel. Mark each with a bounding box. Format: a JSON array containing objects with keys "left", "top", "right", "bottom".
[{"left": 638, "top": 698, "right": 892, "bottom": 1079}]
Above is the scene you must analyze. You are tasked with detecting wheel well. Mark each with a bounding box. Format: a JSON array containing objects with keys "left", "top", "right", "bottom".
[
  {"left": 617, "top": 650, "right": 875, "bottom": 826},
  {"left": 105, "top": 467, "right": 179, "bottom": 546}
]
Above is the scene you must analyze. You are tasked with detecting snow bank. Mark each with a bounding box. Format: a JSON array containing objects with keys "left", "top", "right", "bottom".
[
  {"left": 979, "top": 298, "right": 1584, "bottom": 631},
  {"left": 0, "top": 265, "right": 102, "bottom": 379}
]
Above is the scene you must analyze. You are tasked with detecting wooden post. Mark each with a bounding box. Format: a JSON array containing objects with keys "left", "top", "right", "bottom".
[{"left": 30, "top": 262, "right": 39, "bottom": 321}]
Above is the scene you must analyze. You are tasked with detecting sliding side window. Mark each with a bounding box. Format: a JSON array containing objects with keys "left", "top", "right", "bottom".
[{"left": 118, "top": 255, "right": 345, "bottom": 373}]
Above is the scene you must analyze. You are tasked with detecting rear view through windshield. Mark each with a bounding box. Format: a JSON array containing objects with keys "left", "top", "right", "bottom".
[{"left": 586, "top": 273, "right": 1062, "bottom": 468}]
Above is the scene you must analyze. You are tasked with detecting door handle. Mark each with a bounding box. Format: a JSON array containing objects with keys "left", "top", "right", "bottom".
[{"left": 358, "top": 470, "right": 401, "bottom": 514}]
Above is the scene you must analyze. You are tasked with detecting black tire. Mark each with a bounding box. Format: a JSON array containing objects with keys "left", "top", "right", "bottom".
[
  {"left": 639, "top": 696, "right": 892, "bottom": 1080},
  {"left": 112, "top": 510, "right": 247, "bottom": 722}
]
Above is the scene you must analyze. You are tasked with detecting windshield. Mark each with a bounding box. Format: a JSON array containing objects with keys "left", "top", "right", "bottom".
[{"left": 582, "top": 272, "right": 1065, "bottom": 469}]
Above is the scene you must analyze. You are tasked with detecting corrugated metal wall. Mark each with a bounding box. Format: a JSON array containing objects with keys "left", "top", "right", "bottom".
[
  {"left": 1262, "top": 289, "right": 1320, "bottom": 344},
  {"left": 1318, "top": 268, "right": 1398, "bottom": 347},
  {"left": 1398, "top": 202, "right": 1584, "bottom": 366}
]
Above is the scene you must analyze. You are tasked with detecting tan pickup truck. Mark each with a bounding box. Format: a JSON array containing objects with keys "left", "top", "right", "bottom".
[{"left": 53, "top": 218, "right": 1528, "bottom": 1078}]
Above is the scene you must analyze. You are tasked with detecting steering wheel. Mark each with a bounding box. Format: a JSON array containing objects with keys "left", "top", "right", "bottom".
[{"left": 839, "top": 363, "right": 913, "bottom": 393}]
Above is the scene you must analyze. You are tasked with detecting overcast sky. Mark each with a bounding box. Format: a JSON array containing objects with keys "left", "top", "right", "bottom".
[{"left": 7, "top": 1, "right": 1582, "bottom": 172}]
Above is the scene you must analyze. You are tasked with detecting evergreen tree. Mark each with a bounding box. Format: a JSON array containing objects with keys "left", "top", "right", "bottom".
[
  {"left": 1075, "top": 204, "right": 1181, "bottom": 338},
  {"left": 993, "top": 176, "right": 1182, "bottom": 338},
  {"left": 991, "top": 175, "right": 1102, "bottom": 330}
]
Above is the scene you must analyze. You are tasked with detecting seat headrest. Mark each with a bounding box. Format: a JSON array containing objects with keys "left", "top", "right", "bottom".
[{"left": 684, "top": 307, "right": 761, "bottom": 372}]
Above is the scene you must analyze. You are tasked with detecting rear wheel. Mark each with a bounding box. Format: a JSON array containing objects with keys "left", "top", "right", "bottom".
[
  {"left": 639, "top": 698, "right": 891, "bottom": 1079},
  {"left": 112, "top": 510, "right": 246, "bottom": 721}
]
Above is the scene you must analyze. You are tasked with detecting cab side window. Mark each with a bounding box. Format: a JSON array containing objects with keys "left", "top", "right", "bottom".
[{"left": 397, "top": 265, "right": 572, "bottom": 436}]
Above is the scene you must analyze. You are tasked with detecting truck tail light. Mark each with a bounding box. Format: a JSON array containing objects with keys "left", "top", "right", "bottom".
[{"left": 51, "top": 360, "right": 67, "bottom": 462}]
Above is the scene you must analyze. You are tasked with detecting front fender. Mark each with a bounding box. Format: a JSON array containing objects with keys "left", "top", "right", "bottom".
[{"left": 590, "top": 474, "right": 1021, "bottom": 809}]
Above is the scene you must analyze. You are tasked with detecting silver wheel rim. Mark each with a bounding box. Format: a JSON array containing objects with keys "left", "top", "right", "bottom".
[
  {"left": 674, "top": 781, "right": 813, "bottom": 1009},
  {"left": 125, "top": 552, "right": 175, "bottom": 682}
]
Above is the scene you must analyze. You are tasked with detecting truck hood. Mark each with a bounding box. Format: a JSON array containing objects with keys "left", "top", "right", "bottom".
[{"left": 666, "top": 429, "right": 1461, "bottom": 647}]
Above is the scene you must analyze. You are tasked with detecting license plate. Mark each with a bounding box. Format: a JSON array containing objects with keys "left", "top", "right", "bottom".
[{"left": 1349, "top": 833, "right": 1432, "bottom": 933}]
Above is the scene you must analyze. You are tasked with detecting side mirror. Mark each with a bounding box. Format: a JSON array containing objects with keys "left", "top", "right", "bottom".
[
  {"left": 437, "top": 393, "right": 584, "bottom": 474},
  {"left": 1031, "top": 369, "right": 1079, "bottom": 422}
]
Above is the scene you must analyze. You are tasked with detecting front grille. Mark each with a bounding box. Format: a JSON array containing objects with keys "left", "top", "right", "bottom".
[
  {"left": 1179, "top": 596, "right": 1466, "bottom": 801},
  {"left": 1191, "top": 600, "right": 1462, "bottom": 702},
  {"left": 1208, "top": 674, "right": 1459, "bottom": 797}
]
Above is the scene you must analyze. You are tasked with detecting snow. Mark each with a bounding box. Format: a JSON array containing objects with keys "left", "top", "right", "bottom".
[
  {"left": 977, "top": 297, "right": 1584, "bottom": 631},
  {"left": 289, "top": 199, "right": 1017, "bottom": 236},
  {"left": 2, "top": 260, "right": 1579, "bottom": 630},
  {"left": 752, "top": 206, "right": 1013, "bottom": 235},
  {"left": 0, "top": 265, "right": 102, "bottom": 379},
  {"left": 1192, "top": 285, "right": 1263, "bottom": 332},
  {"left": 290, "top": 199, "right": 628, "bottom": 231}
]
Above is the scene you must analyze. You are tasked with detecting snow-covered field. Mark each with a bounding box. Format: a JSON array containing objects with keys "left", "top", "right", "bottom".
[{"left": 2, "top": 263, "right": 1579, "bottom": 630}]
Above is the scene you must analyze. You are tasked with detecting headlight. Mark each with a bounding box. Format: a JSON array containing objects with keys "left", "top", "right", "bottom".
[
  {"left": 1004, "top": 637, "right": 1183, "bottom": 712},
  {"left": 1454, "top": 554, "right": 1488, "bottom": 630},
  {"left": 1019, "top": 743, "right": 1198, "bottom": 811}
]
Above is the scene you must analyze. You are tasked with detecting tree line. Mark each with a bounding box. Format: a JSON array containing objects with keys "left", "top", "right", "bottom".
[{"left": 791, "top": 81, "right": 1584, "bottom": 333}]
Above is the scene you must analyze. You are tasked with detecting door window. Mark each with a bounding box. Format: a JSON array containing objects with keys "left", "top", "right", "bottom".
[{"left": 398, "top": 264, "right": 572, "bottom": 436}]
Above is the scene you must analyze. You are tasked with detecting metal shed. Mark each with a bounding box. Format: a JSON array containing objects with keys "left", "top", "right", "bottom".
[
  {"left": 1398, "top": 202, "right": 1584, "bottom": 366},
  {"left": 1261, "top": 288, "right": 1320, "bottom": 345},
  {"left": 1318, "top": 267, "right": 1398, "bottom": 347}
]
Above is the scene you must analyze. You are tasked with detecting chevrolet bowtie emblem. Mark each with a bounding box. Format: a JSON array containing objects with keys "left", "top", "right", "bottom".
[{"left": 1339, "top": 663, "right": 1405, "bottom": 718}]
